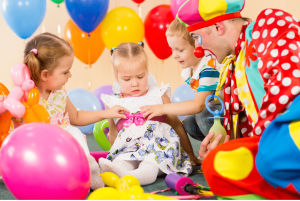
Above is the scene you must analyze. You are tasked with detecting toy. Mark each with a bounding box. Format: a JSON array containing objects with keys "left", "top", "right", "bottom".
[
  {"left": 22, "top": 87, "right": 50, "bottom": 123},
  {"left": 93, "top": 119, "right": 111, "bottom": 151},
  {"left": 205, "top": 94, "right": 227, "bottom": 145},
  {"left": 0, "top": 64, "right": 35, "bottom": 118},
  {"left": 165, "top": 173, "right": 199, "bottom": 195},
  {"left": 87, "top": 172, "right": 178, "bottom": 200},
  {"left": 0, "top": 83, "right": 12, "bottom": 148}
]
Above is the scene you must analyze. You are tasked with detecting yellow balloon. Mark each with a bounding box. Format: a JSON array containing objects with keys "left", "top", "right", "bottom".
[
  {"left": 142, "top": 193, "right": 179, "bottom": 200},
  {"left": 101, "top": 7, "right": 145, "bottom": 49},
  {"left": 115, "top": 178, "right": 130, "bottom": 192},
  {"left": 87, "top": 187, "right": 120, "bottom": 200},
  {"left": 121, "top": 175, "right": 140, "bottom": 187},
  {"left": 99, "top": 172, "right": 119, "bottom": 187},
  {"left": 119, "top": 186, "right": 143, "bottom": 200}
]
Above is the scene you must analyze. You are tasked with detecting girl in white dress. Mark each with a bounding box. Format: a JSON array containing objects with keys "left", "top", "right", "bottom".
[{"left": 99, "top": 42, "right": 200, "bottom": 186}]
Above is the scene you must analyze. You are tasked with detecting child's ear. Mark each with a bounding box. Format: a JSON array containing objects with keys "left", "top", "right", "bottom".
[{"left": 40, "top": 70, "right": 49, "bottom": 81}]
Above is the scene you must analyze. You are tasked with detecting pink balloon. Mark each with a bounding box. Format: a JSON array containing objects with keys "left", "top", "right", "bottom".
[
  {"left": 90, "top": 151, "right": 109, "bottom": 162},
  {"left": 0, "top": 63, "right": 35, "bottom": 117},
  {"left": 11, "top": 63, "right": 30, "bottom": 86},
  {"left": 0, "top": 123, "right": 90, "bottom": 200},
  {"left": 171, "top": 0, "right": 187, "bottom": 18}
]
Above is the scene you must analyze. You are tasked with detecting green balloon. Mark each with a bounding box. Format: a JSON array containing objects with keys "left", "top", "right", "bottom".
[
  {"left": 93, "top": 119, "right": 111, "bottom": 151},
  {"left": 51, "top": 0, "right": 64, "bottom": 4}
]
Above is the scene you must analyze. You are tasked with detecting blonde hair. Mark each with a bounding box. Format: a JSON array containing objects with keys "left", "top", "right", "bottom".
[
  {"left": 24, "top": 32, "right": 74, "bottom": 86},
  {"left": 166, "top": 19, "right": 195, "bottom": 47},
  {"left": 110, "top": 42, "right": 148, "bottom": 76}
]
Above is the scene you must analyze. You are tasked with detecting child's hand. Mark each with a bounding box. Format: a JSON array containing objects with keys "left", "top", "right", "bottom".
[
  {"left": 106, "top": 105, "right": 130, "bottom": 119},
  {"left": 189, "top": 154, "right": 202, "bottom": 166},
  {"left": 140, "top": 105, "right": 164, "bottom": 120}
]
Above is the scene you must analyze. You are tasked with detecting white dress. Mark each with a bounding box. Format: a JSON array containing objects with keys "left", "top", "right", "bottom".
[{"left": 101, "top": 85, "right": 192, "bottom": 175}]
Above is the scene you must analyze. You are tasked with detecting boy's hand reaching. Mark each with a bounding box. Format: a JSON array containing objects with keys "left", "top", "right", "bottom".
[
  {"left": 106, "top": 105, "right": 130, "bottom": 119},
  {"left": 140, "top": 105, "right": 164, "bottom": 120}
]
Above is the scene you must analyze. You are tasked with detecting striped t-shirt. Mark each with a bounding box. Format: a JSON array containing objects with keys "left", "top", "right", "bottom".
[{"left": 181, "top": 56, "right": 222, "bottom": 94}]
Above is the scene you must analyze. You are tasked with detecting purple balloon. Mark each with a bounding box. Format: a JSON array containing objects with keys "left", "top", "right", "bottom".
[
  {"left": 93, "top": 85, "right": 113, "bottom": 110},
  {"left": 171, "top": 0, "right": 187, "bottom": 18},
  {"left": 0, "top": 123, "right": 90, "bottom": 200}
]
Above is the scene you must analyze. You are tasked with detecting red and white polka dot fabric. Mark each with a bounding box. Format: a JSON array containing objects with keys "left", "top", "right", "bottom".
[
  {"left": 224, "top": 9, "right": 300, "bottom": 137},
  {"left": 252, "top": 9, "right": 300, "bottom": 136}
]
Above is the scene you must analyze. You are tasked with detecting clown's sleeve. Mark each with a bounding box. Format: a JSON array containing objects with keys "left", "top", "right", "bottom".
[{"left": 252, "top": 8, "right": 300, "bottom": 136}]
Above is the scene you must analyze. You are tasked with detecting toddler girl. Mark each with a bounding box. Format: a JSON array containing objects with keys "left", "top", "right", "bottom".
[
  {"left": 22, "top": 32, "right": 128, "bottom": 190},
  {"left": 141, "top": 19, "right": 224, "bottom": 141},
  {"left": 99, "top": 42, "right": 200, "bottom": 186}
]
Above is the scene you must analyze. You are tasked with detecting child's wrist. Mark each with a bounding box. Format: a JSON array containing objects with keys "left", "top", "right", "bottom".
[{"left": 101, "top": 110, "right": 108, "bottom": 119}]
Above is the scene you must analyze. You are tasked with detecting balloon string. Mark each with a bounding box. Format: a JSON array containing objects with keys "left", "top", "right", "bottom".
[
  {"left": 150, "top": 188, "right": 171, "bottom": 194},
  {"left": 138, "top": 4, "right": 142, "bottom": 18},
  {"left": 161, "top": 60, "right": 164, "bottom": 86},
  {"left": 88, "top": 36, "right": 91, "bottom": 68},
  {"left": 88, "top": 68, "right": 92, "bottom": 91},
  {"left": 57, "top": 5, "right": 61, "bottom": 37}
]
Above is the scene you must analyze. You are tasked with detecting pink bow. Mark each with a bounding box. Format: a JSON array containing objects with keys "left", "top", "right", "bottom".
[{"left": 123, "top": 112, "right": 146, "bottom": 128}]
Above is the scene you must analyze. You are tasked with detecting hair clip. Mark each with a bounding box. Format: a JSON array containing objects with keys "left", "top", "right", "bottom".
[
  {"left": 30, "top": 49, "right": 38, "bottom": 55},
  {"left": 138, "top": 41, "right": 144, "bottom": 48},
  {"left": 110, "top": 47, "right": 116, "bottom": 55}
]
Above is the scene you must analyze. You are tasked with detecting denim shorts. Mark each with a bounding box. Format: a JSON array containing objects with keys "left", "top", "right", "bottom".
[{"left": 183, "top": 103, "right": 223, "bottom": 141}]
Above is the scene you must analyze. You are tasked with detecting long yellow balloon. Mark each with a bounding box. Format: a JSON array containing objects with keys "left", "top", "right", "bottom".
[{"left": 87, "top": 172, "right": 178, "bottom": 200}]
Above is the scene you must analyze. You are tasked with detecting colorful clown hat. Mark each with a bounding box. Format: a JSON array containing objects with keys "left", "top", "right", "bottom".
[{"left": 177, "top": 0, "right": 245, "bottom": 32}]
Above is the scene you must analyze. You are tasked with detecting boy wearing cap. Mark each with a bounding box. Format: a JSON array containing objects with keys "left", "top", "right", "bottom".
[{"left": 177, "top": 0, "right": 300, "bottom": 199}]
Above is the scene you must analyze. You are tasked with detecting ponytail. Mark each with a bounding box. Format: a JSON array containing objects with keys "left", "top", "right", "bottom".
[{"left": 23, "top": 32, "right": 73, "bottom": 86}]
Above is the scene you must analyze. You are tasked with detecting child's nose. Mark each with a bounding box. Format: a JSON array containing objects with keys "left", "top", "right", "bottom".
[
  {"left": 172, "top": 51, "right": 179, "bottom": 58},
  {"left": 132, "top": 78, "right": 139, "bottom": 86},
  {"left": 68, "top": 72, "right": 72, "bottom": 78}
]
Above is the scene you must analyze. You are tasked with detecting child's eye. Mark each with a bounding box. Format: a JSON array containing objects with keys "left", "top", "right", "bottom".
[
  {"left": 138, "top": 76, "right": 144, "bottom": 79},
  {"left": 179, "top": 49, "right": 184, "bottom": 52},
  {"left": 124, "top": 79, "right": 130, "bottom": 81},
  {"left": 64, "top": 71, "right": 69, "bottom": 74}
]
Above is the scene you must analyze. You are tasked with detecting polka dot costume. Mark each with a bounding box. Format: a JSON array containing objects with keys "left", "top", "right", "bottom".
[{"left": 222, "top": 9, "right": 300, "bottom": 137}]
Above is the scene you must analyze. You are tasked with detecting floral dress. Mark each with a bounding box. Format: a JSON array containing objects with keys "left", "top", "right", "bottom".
[
  {"left": 39, "top": 86, "right": 70, "bottom": 128},
  {"left": 101, "top": 85, "right": 192, "bottom": 176}
]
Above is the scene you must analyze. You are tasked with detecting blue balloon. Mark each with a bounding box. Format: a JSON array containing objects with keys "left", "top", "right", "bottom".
[
  {"left": 65, "top": 0, "right": 109, "bottom": 33},
  {"left": 171, "top": 84, "right": 196, "bottom": 120},
  {"left": 68, "top": 88, "right": 102, "bottom": 134},
  {"left": 0, "top": 0, "right": 46, "bottom": 39}
]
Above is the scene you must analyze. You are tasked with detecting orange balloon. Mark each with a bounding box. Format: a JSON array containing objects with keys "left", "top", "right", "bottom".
[
  {"left": 22, "top": 102, "right": 40, "bottom": 123},
  {"left": 0, "top": 82, "right": 9, "bottom": 96},
  {"left": 22, "top": 88, "right": 50, "bottom": 123},
  {"left": 64, "top": 19, "right": 105, "bottom": 65},
  {"left": 32, "top": 104, "right": 50, "bottom": 123},
  {"left": 27, "top": 87, "right": 40, "bottom": 106},
  {"left": 0, "top": 82, "right": 12, "bottom": 148}
]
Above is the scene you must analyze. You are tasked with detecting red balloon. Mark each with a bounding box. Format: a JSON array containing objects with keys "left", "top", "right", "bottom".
[
  {"left": 132, "top": 0, "right": 145, "bottom": 3},
  {"left": 144, "top": 5, "right": 174, "bottom": 60}
]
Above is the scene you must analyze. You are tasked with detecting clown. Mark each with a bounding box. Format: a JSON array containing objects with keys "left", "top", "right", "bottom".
[{"left": 177, "top": 0, "right": 300, "bottom": 199}]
